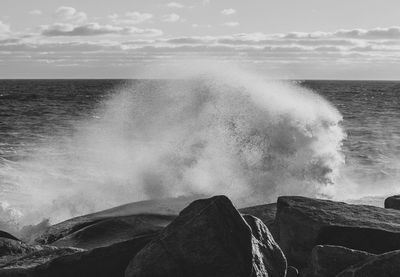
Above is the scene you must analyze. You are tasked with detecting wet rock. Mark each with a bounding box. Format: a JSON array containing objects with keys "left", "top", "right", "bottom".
[
  {"left": 34, "top": 196, "right": 196, "bottom": 249},
  {"left": 0, "top": 231, "right": 19, "bottom": 241},
  {"left": 276, "top": 196, "right": 400, "bottom": 268},
  {"left": 0, "top": 233, "right": 155, "bottom": 277},
  {"left": 125, "top": 195, "right": 287, "bottom": 277},
  {"left": 384, "top": 195, "right": 400, "bottom": 210},
  {"left": 310, "top": 245, "right": 374, "bottom": 277},
  {"left": 336, "top": 249, "right": 400, "bottom": 277},
  {"left": 239, "top": 203, "right": 278, "bottom": 240}
]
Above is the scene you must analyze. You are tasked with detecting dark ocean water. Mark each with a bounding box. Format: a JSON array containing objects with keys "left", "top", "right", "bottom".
[{"left": 0, "top": 78, "right": 399, "bottom": 227}]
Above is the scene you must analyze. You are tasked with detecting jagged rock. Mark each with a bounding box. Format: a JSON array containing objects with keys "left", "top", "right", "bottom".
[
  {"left": 310, "top": 245, "right": 374, "bottom": 277},
  {"left": 276, "top": 196, "right": 400, "bottom": 268},
  {"left": 384, "top": 195, "right": 400, "bottom": 210},
  {"left": 34, "top": 196, "right": 196, "bottom": 249},
  {"left": 0, "top": 233, "right": 155, "bottom": 277},
  {"left": 239, "top": 203, "right": 278, "bottom": 240},
  {"left": 336, "top": 249, "right": 400, "bottom": 277},
  {"left": 125, "top": 195, "right": 287, "bottom": 277}
]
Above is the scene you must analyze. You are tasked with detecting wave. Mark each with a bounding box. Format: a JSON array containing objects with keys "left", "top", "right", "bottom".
[{"left": 0, "top": 64, "right": 345, "bottom": 229}]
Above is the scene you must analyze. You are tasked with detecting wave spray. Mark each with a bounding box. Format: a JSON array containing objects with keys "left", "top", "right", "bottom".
[{"left": 0, "top": 63, "right": 345, "bottom": 230}]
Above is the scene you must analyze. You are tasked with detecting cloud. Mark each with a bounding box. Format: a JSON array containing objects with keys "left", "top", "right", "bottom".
[
  {"left": 162, "top": 13, "right": 181, "bottom": 22},
  {"left": 0, "top": 21, "right": 10, "bottom": 33},
  {"left": 55, "top": 6, "right": 87, "bottom": 23},
  {"left": 221, "top": 9, "right": 236, "bottom": 15},
  {"left": 29, "top": 9, "right": 43, "bottom": 16},
  {"left": 223, "top": 22, "right": 239, "bottom": 27},
  {"left": 167, "top": 2, "right": 184, "bottom": 8},
  {"left": 202, "top": 0, "right": 210, "bottom": 5},
  {"left": 110, "top": 12, "right": 153, "bottom": 25},
  {"left": 41, "top": 23, "right": 162, "bottom": 37}
]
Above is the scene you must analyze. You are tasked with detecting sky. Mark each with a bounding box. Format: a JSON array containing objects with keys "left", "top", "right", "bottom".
[{"left": 1, "top": 0, "right": 400, "bottom": 79}]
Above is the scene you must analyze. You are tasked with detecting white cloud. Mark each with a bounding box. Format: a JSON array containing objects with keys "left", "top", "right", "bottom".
[
  {"left": 162, "top": 13, "right": 181, "bottom": 22},
  {"left": 167, "top": 2, "right": 184, "bottom": 8},
  {"left": 0, "top": 21, "right": 10, "bottom": 34},
  {"left": 29, "top": 9, "right": 43, "bottom": 16},
  {"left": 223, "top": 22, "right": 239, "bottom": 27},
  {"left": 221, "top": 9, "right": 236, "bottom": 15},
  {"left": 41, "top": 22, "right": 162, "bottom": 37},
  {"left": 55, "top": 6, "right": 87, "bottom": 23},
  {"left": 202, "top": 0, "right": 210, "bottom": 5},
  {"left": 110, "top": 12, "right": 153, "bottom": 25}
]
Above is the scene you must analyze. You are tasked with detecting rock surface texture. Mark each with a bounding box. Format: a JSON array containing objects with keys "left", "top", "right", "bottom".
[
  {"left": 336, "top": 249, "right": 400, "bottom": 277},
  {"left": 276, "top": 196, "right": 400, "bottom": 268},
  {"left": 125, "top": 195, "right": 287, "bottom": 277},
  {"left": 384, "top": 195, "right": 400, "bottom": 210},
  {"left": 311, "top": 245, "right": 375, "bottom": 277}
]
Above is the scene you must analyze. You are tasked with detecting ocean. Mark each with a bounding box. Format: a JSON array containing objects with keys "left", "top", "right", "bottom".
[{"left": 0, "top": 77, "right": 399, "bottom": 229}]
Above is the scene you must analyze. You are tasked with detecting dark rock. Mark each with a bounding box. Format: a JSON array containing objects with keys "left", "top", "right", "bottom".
[
  {"left": 0, "top": 231, "right": 19, "bottom": 241},
  {"left": 50, "top": 214, "right": 173, "bottom": 250},
  {"left": 310, "top": 245, "right": 374, "bottom": 277},
  {"left": 336, "top": 249, "right": 400, "bottom": 277},
  {"left": 125, "top": 195, "right": 286, "bottom": 277},
  {"left": 34, "top": 196, "right": 196, "bottom": 249},
  {"left": 384, "top": 195, "right": 400, "bottom": 210},
  {"left": 0, "top": 233, "right": 155, "bottom": 277},
  {"left": 287, "top": 266, "right": 298, "bottom": 277},
  {"left": 239, "top": 203, "right": 278, "bottom": 241},
  {"left": 276, "top": 196, "right": 400, "bottom": 268}
]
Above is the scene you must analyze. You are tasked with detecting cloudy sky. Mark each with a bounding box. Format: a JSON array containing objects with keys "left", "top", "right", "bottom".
[{"left": 1, "top": 0, "right": 400, "bottom": 79}]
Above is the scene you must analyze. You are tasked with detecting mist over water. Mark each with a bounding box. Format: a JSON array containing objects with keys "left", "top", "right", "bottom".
[{"left": 1, "top": 65, "right": 347, "bottom": 230}]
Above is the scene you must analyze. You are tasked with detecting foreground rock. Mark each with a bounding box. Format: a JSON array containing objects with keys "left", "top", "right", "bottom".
[
  {"left": 0, "top": 233, "right": 155, "bottom": 277},
  {"left": 384, "top": 195, "right": 400, "bottom": 210},
  {"left": 239, "top": 203, "right": 278, "bottom": 240},
  {"left": 34, "top": 196, "right": 197, "bottom": 249},
  {"left": 336, "top": 249, "right": 400, "bottom": 277},
  {"left": 125, "top": 195, "right": 287, "bottom": 277},
  {"left": 311, "top": 245, "right": 375, "bottom": 277},
  {"left": 276, "top": 196, "right": 400, "bottom": 268}
]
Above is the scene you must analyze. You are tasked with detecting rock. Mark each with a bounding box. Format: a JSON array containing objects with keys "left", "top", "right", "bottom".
[
  {"left": 384, "top": 195, "right": 400, "bottom": 210},
  {"left": 336, "top": 249, "right": 400, "bottom": 277},
  {"left": 50, "top": 214, "right": 173, "bottom": 250},
  {"left": 287, "top": 266, "right": 298, "bottom": 277},
  {"left": 310, "top": 245, "right": 374, "bottom": 277},
  {"left": 239, "top": 203, "right": 278, "bottom": 241},
  {"left": 0, "top": 233, "right": 155, "bottom": 277},
  {"left": 34, "top": 196, "right": 197, "bottom": 249},
  {"left": 276, "top": 196, "right": 400, "bottom": 268},
  {"left": 125, "top": 195, "right": 287, "bottom": 277},
  {"left": 0, "top": 231, "right": 19, "bottom": 241}
]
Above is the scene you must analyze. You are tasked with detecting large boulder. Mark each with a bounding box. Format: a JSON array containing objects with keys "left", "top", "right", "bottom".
[
  {"left": 125, "top": 195, "right": 287, "bottom": 277},
  {"left": 336, "top": 249, "right": 400, "bottom": 277},
  {"left": 239, "top": 203, "right": 278, "bottom": 240},
  {"left": 276, "top": 196, "right": 400, "bottom": 268},
  {"left": 34, "top": 196, "right": 196, "bottom": 249},
  {"left": 384, "top": 195, "right": 400, "bottom": 210},
  {"left": 310, "top": 245, "right": 375, "bottom": 277},
  {"left": 0, "top": 233, "right": 155, "bottom": 277}
]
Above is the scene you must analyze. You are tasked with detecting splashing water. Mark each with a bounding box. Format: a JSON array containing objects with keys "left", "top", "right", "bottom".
[{"left": 0, "top": 65, "right": 346, "bottom": 229}]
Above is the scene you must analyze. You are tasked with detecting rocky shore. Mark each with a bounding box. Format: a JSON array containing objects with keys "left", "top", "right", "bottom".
[{"left": 1, "top": 194, "right": 400, "bottom": 276}]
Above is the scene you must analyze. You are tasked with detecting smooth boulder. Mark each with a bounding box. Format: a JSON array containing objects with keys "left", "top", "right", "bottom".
[
  {"left": 125, "top": 195, "right": 287, "bottom": 277},
  {"left": 384, "top": 195, "right": 400, "bottom": 210},
  {"left": 276, "top": 196, "right": 400, "bottom": 268},
  {"left": 34, "top": 196, "right": 197, "bottom": 249},
  {"left": 336, "top": 250, "right": 400, "bottom": 277},
  {"left": 311, "top": 245, "right": 374, "bottom": 277}
]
